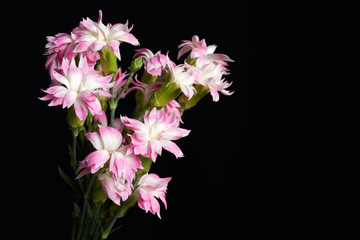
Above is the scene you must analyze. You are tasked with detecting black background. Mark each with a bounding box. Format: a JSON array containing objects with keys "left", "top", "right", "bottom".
[{"left": 2, "top": 1, "right": 354, "bottom": 239}]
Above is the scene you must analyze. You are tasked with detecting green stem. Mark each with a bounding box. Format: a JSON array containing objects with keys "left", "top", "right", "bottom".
[
  {"left": 101, "top": 202, "right": 128, "bottom": 239},
  {"left": 109, "top": 88, "right": 115, "bottom": 127},
  {"left": 109, "top": 72, "right": 134, "bottom": 127},
  {"left": 76, "top": 199, "right": 88, "bottom": 240},
  {"left": 71, "top": 128, "right": 78, "bottom": 169}
]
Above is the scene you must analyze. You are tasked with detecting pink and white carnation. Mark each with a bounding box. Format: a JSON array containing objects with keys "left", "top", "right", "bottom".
[
  {"left": 164, "top": 100, "right": 182, "bottom": 121},
  {"left": 77, "top": 126, "right": 142, "bottom": 181},
  {"left": 134, "top": 48, "right": 175, "bottom": 76},
  {"left": 112, "top": 67, "right": 129, "bottom": 96},
  {"left": 74, "top": 10, "right": 139, "bottom": 61},
  {"left": 177, "top": 35, "right": 234, "bottom": 67},
  {"left": 121, "top": 108, "right": 190, "bottom": 161},
  {"left": 127, "top": 75, "right": 163, "bottom": 105},
  {"left": 188, "top": 61, "right": 233, "bottom": 102},
  {"left": 40, "top": 56, "right": 113, "bottom": 120},
  {"left": 135, "top": 173, "right": 171, "bottom": 218},
  {"left": 45, "top": 32, "right": 78, "bottom": 78},
  {"left": 98, "top": 170, "right": 132, "bottom": 205},
  {"left": 168, "top": 62, "right": 197, "bottom": 99}
]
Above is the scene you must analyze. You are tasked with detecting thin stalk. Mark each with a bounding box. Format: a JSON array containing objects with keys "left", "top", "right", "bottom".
[
  {"left": 101, "top": 201, "right": 127, "bottom": 239},
  {"left": 109, "top": 72, "right": 134, "bottom": 127},
  {"left": 76, "top": 199, "right": 88, "bottom": 240}
]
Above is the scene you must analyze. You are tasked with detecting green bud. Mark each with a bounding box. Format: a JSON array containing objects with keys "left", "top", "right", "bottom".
[
  {"left": 141, "top": 71, "right": 158, "bottom": 85},
  {"left": 150, "top": 82, "right": 181, "bottom": 108},
  {"left": 66, "top": 106, "right": 85, "bottom": 129},
  {"left": 186, "top": 57, "right": 198, "bottom": 66},
  {"left": 98, "top": 95, "right": 108, "bottom": 112},
  {"left": 130, "top": 56, "right": 144, "bottom": 73},
  {"left": 99, "top": 47, "right": 118, "bottom": 76},
  {"left": 178, "top": 84, "right": 209, "bottom": 110},
  {"left": 118, "top": 194, "right": 138, "bottom": 218},
  {"left": 136, "top": 156, "right": 152, "bottom": 176},
  {"left": 92, "top": 177, "right": 108, "bottom": 204}
]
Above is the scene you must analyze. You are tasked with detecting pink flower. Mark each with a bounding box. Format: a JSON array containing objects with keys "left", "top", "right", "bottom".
[
  {"left": 74, "top": 10, "right": 139, "bottom": 60},
  {"left": 109, "top": 145, "right": 142, "bottom": 183},
  {"left": 134, "top": 48, "right": 174, "bottom": 76},
  {"left": 121, "top": 108, "right": 190, "bottom": 162},
  {"left": 77, "top": 126, "right": 142, "bottom": 182},
  {"left": 136, "top": 173, "right": 171, "bottom": 218},
  {"left": 168, "top": 62, "right": 197, "bottom": 100},
  {"left": 177, "top": 35, "right": 234, "bottom": 67},
  {"left": 98, "top": 170, "right": 132, "bottom": 205},
  {"left": 187, "top": 61, "right": 233, "bottom": 102},
  {"left": 45, "top": 33, "right": 78, "bottom": 78},
  {"left": 164, "top": 100, "right": 182, "bottom": 121},
  {"left": 77, "top": 125, "right": 123, "bottom": 176},
  {"left": 40, "top": 56, "right": 113, "bottom": 120},
  {"left": 112, "top": 67, "right": 129, "bottom": 95},
  {"left": 127, "top": 75, "right": 163, "bottom": 105}
]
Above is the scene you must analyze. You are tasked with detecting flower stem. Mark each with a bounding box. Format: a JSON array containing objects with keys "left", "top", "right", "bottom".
[
  {"left": 101, "top": 201, "right": 127, "bottom": 239},
  {"left": 71, "top": 128, "right": 79, "bottom": 169},
  {"left": 76, "top": 199, "right": 88, "bottom": 240}
]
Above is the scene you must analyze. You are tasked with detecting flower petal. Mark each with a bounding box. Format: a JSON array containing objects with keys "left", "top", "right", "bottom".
[{"left": 98, "top": 125, "right": 122, "bottom": 151}]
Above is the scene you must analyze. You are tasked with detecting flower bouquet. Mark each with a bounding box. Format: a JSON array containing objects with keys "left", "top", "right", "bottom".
[{"left": 40, "top": 10, "right": 233, "bottom": 240}]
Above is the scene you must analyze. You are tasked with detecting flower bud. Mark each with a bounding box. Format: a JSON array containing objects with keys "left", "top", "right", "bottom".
[
  {"left": 141, "top": 70, "right": 158, "bottom": 85},
  {"left": 66, "top": 106, "right": 85, "bottom": 128},
  {"left": 178, "top": 84, "right": 209, "bottom": 110},
  {"left": 98, "top": 95, "right": 108, "bottom": 112},
  {"left": 92, "top": 177, "right": 108, "bottom": 204},
  {"left": 100, "top": 47, "right": 118, "bottom": 76},
  {"left": 136, "top": 156, "right": 152, "bottom": 176},
  {"left": 149, "top": 82, "right": 181, "bottom": 108},
  {"left": 130, "top": 56, "right": 144, "bottom": 73}
]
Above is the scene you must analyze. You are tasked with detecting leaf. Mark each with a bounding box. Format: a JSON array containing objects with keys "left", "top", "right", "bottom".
[
  {"left": 68, "top": 144, "right": 76, "bottom": 169},
  {"left": 58, "top": 165, "right": 81, "bottom": 194},
  {"left": 72, "top": 202, "right": 81, "bottom": 219},
  {"left": 109, "top": 224, "right": 123, "bottom": 235}
]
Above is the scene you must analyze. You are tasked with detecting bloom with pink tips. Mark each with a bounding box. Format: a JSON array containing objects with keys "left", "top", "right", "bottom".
[
  {"left": 177, "top": 35, "right": 234, "bottom": 67},
  {"left": 121, "top": 108, "right": 190, "bottom": 161},
  {"left": 168, "top": 63, "right": 197, "bottom": 100},
  {"left": 74, "top": 10, "right": 139, "bottom": 60},
  {"left": 40, "top": 56, "right": 113, "bottom": 120},
  {"left": 134, "top": 48, "right": 174, "bottom": 76},
  {"left": 136, "top": 173, "right": 171, "bottom": 218},
  {"left": 109, "top": 145, "right": 142, "bottom": 183},
  {"left": 77, "top": 125, "right": 123, "bottom": 176},
  {"left": 188, "top": 61, "right": 234, "bottom": 102},
  {"left": 77, "top": 125, "right": 142, "bottom": 182},
  {"left": 98, "top": 170, "right": 132, "bottom": 205}
]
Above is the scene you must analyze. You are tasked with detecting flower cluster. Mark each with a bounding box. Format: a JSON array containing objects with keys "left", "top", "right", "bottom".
[{"left": 40, "top": 10, "right": 233, "bottom": 239}]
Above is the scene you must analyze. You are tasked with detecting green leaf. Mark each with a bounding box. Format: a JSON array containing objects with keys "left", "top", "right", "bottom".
[
  {"left": 72, "top": 202, "right": 81, "bottom": 219},
  {"left": 58, "top": 165, "right": 81, "bottom": 194}
]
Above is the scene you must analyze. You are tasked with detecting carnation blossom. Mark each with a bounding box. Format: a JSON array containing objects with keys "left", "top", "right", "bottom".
[
  {"left": 121, "top": 108, "right": 190, "bottom": 161},
  {"left": 136, "top": 173, "right": 171, "bottom": 218},
  {"left": 127, "top": 75, "right": 163, "bottom": 105},
  {"left": 168, "top": 62, "right": 197, "bottom": 99},
  {"left": 74, "top": 10, "right": 139, "bottom": 60},
  {"left": 187, "top": 61, "right": 233, "bottom": 102},
  {"left": 77, "top": 125, "right": 142, "bottom": 182},
  {"left": 98, "top": 170, "right": 132, "bottom": 205},
  {"left": 40, "top": 56, "right": 113, "bottom": 120},
  {"left": 134, "top": 48, "right": 175, "bottom": 76},
  {"left": 177, "top": 35, "right": 234, "bottom": 67}
]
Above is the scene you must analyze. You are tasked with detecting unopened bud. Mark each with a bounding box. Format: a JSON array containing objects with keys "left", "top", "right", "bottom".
[
  {"left": 178, "top": 84, "right": 209, "bottom": 110},
  {"left": 150, "top": 82, "right": 181, "bottom": 108},
  {"left": 66, "top": 106, "right": 85, "bottom": 129},
  {"left": 92, "top": 177, "right": 108, "bottom": 204},
  {"left": 130, "top": 56, "right": 143, "bottom": 73}
]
